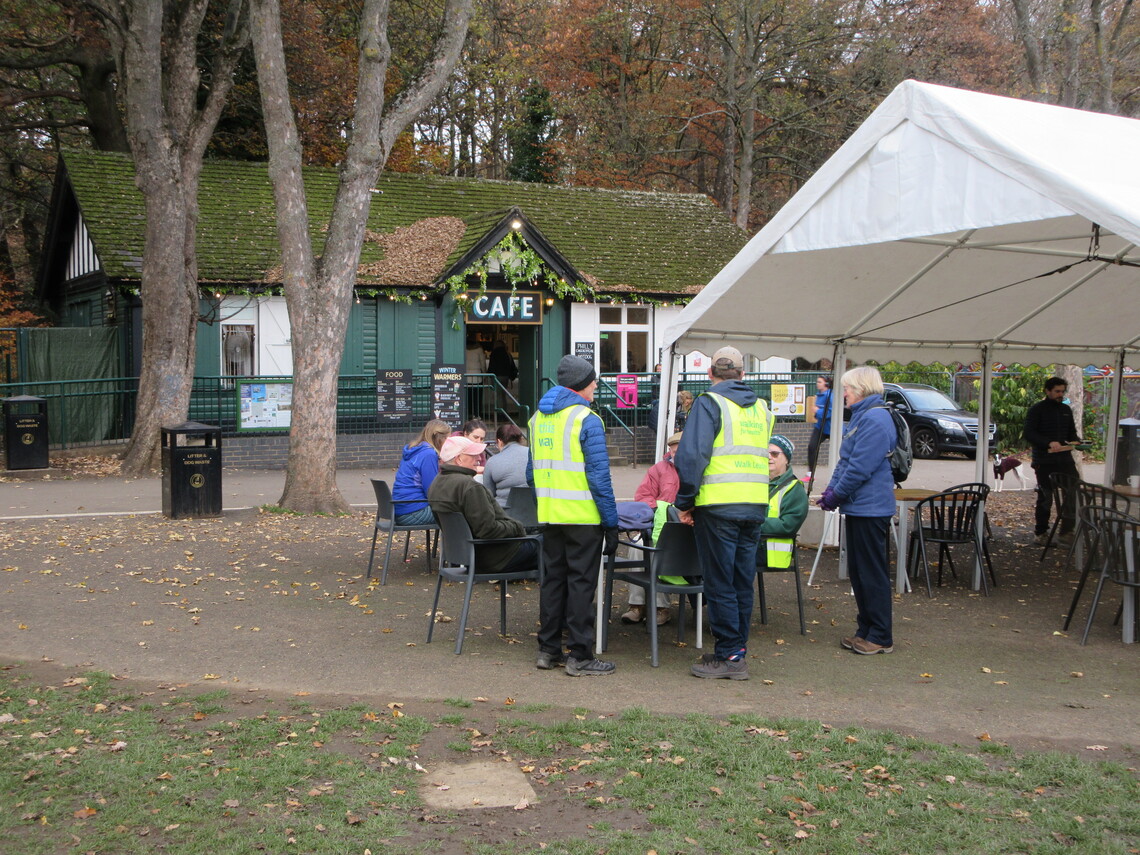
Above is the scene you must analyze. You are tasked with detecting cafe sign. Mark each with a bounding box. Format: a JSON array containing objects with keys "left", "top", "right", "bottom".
[{"left": 465, "top": 290, "right": 543, "bottom": 325}]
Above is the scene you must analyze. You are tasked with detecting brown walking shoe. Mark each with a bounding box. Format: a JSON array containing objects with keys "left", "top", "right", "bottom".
[
  {"left": 840, "top": 636, "right": 859, "bottom": 650},
  {"left": 655, "top": 607, "right": 671, "bottom": 626},
  {"left": 620, "top": 605, "right": 646, "bottom": 624},
  {"left": 850, "top": 637, "right": 894, "bottom": 655}
]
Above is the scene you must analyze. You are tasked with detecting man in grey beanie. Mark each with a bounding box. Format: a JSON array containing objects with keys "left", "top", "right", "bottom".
[{"left": 527, "top": 354, "right": 619, "bottom": 676}]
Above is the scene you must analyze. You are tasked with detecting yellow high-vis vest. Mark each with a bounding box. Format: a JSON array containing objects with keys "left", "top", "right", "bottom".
[
  {"left": 694, "top": 392, "right": 772, "bottom": 508},
  {"left": 530, "top": 405, "right": 602, "bottom": 525},
  {"left": 765, "top": 478, "right": 799, "bottom": 568}
]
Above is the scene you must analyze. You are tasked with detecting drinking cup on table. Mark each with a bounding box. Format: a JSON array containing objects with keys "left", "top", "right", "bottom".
[{"left": 1129, "top": 475, "right": 1140, "bottom": 489}]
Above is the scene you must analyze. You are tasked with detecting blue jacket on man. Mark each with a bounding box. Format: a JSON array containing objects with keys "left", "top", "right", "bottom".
[
  {"left": 673, "top": 379, "right": 765, "bottom": 522},
  {"left": 526, "top": 385, "right": 619, "bottom": 527},
  {"left": 827, "top": 394, "right": 896, "bottom": 517}
]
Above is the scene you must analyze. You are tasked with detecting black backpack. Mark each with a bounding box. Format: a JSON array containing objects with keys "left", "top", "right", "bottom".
[{"left": 875, "top": 405, "right": 913, "bottom": 484}]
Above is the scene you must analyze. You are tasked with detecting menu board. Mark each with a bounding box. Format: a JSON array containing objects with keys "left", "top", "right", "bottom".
[
  {"left": 237, "top": 381, "right": 293, "bottom": 431},
  {"left": 376, "top": 369, "right": 413, "bottom": 423},
  {"left": 430, "top": 363, "right": 464, "bottom": 426},
  {"left": 574, "top": 341, "right": 595, "bottom": 366}
]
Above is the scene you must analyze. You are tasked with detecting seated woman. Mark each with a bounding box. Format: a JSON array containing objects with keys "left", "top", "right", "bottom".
[
  {"left": 760, "top": 435, "right": 809, "bottom": 569},
  {"left": 450, "top": 419, "right": 488, "bottom": 473},
  {"left": 483, "top": 423, "right": 529, "bottom": 507},
  {"left": 391, "top": 419, "right": 451, "bottom": 525}
]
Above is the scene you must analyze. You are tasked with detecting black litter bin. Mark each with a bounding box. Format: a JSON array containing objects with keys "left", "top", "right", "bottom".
[
  {"left": 1113, "top": 421, "right": 1140, "bottom": 486},
  {"left": 4, "top": 395, "right": 49, "bottom": 470},
  {"left": 162, "top": 422, "right": 222, "bottom": 518}
]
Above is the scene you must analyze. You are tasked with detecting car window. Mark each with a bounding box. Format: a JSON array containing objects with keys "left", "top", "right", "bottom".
[
  {"left": 902, "top": 387, "right": 961, "bottom": 411},
  {"left": 885, "top": 389, "right": 907, "bottom": 408}
]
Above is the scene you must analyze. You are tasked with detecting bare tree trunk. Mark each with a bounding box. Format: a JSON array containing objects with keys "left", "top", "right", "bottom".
[
  {"left": 1010, "top": 0, "right": 1047, "bottom": 98},
  {"left": 735, "top": 90, "right": 755, "bottom": 230},
  {"left": 250, "top": 0, "right": 472, "bottom": 513},
  {"left": 1059, "top": 363, "right": 1084, "bottom": 437},
  {"left": 92, "top": 0, "right": 248, "bottom": 474}
]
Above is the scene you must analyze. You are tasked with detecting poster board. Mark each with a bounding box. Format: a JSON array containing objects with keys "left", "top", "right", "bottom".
[
  {"left": 769, "top": 383, "right": 806, "bottom": 417},
  {"left": 376, "top": 369, "right": 413, "bottom": 423},
  {"left": 615, "top": 375, "right": 639, "bottom": 408},
  {"left": 237, "top": 381, "right": 293, "bottom": 431}
]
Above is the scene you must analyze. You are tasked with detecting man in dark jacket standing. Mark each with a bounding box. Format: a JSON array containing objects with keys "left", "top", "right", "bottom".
[
  {"left": 674, "top": 346, "right": 772, "bottom": 680},
  {"left": 529, "top": 354, "right": 619, "bottom": 676},
  {"left": 428, "top": 436, "right": 538, "bottom": 574},
  {"left": 1024, "top": 376, "right": 1081, "bottom": 545}
]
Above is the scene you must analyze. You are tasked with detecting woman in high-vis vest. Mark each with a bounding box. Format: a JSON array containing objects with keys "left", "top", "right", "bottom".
[
  {"left": 760, "top": 435, "right": 809, "bottom": 570},
  {"left": 528, "top": 354, "right": 619, "bottom": 677}
]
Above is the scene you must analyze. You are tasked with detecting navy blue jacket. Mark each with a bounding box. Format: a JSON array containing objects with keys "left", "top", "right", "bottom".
[
  {"left": 826, "top": 394, "right": 896, "bottom": 517},
  {"left": 527, "top": 386, "right": 618, "bottom": 527},
  {"left": 674, "top": 380, "right": 765, "bottom": 521}
]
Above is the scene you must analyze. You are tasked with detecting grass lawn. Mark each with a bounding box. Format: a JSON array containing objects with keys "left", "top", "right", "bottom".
[{"left": 2, "top": 665, "right": 1137, "bottom": 854}]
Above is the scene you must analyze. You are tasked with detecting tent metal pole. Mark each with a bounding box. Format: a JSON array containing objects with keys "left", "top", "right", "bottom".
[
  {"left": 976, "top": 346, "right": 992, "bottom": 484},
  {"left": 656, "top": 346, "right": 681, "bottom": 461},
  {"left": 1103, "top": 350, "right": 1126, "bottom": 487}
]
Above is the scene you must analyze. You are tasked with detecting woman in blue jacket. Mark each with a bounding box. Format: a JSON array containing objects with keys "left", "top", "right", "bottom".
[
  {"left": 817, "top": 366, "right": 896, "bottom": 655},
  {"left": 392, "top": 419, "right": 451, "bottom": 524}
]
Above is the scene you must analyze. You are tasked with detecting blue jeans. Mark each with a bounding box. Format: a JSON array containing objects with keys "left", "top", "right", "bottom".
[
  {"left": 693, "top": 510, "right": 762, "bottom": 660},
  {"left": 395, "top": 506, "right": 436, "bottom": 526}
]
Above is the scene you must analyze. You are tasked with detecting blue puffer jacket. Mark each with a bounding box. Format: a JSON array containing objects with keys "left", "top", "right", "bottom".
[
  {"left": 391, "top": 441, "right": 440, "bottom": 513},
  {"left": 826, "top": 394, "right": 896, "bottom": 517},
  {"left": 527, "top": 386, "right": 618, "bottom": 527}
]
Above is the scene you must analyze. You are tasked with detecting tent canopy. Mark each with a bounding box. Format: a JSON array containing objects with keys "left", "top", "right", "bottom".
[{"left": 663, "top": 80, "right": 1140, "bottom": 366}]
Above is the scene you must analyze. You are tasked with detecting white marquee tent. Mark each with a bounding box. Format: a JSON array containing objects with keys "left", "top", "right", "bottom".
[{"left": 660, "top": 80, "right": 1140, "bottom": 484}]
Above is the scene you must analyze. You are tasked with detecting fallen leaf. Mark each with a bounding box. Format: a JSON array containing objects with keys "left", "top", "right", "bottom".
[
  {"left": 514, "top": 797, "right": 529, "bottom": 810},
  {"left": 345, "top": 811, "right": 363, "bottom": 825},
  {"left": 1085, "top": 745, "right": 1108, "bottom": 751},
  {"left": 73, "top": 807, "right": 97, "bottom": 819},
  {"left": 202, "top": 674, "right": 220, "bottom": 680}
]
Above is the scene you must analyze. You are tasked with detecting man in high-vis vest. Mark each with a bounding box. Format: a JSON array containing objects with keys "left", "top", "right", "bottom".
[
  {"left": 759, "top": 434, "right": 809, "bottom": 571},
  {"left": 674, "top": 345, "right": 772, "bottom": 680},
  {"left": 528, "top": 354, "right": 620, "bottom": 676}
]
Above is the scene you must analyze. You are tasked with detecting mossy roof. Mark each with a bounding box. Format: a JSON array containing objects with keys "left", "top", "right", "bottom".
[{"left": 61, "top": 149, "right": 748, "bottom": 295}]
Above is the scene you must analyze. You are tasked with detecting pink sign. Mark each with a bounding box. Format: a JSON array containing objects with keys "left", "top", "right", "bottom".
[{"left": 616, "top": 375, "right": 639, "bottom": 408}]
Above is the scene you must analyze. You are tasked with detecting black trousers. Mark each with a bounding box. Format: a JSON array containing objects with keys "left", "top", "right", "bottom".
[
  {"left": 538, "top": 524, "right": 603, "bottom": 661},
  {"left": 807, "top": 427, "right": 828, "bottom": 472},
  {"left": 846, "top": 515, "right": 893, "bottom": 647},
  {"left": 1031, "top": 458, "right": 1078, "bottom": 536}
]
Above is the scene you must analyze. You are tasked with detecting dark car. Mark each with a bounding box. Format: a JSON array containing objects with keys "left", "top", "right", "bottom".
[{"left": 882, "top": 382, "right": 997, "bottom": 459}]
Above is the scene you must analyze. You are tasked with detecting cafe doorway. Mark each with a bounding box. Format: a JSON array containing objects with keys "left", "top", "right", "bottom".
[{"left": 465, "top": 324, "right": 538, "bottom": 424}]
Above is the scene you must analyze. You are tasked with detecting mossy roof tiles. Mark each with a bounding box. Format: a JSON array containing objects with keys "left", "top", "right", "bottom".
[{"left": 61, "top": 149, "right": 747, "bottom": 295}]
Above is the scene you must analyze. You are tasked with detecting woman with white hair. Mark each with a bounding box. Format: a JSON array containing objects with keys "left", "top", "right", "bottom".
[{"left": 817, "top": 366, "right": 897, "bottom": 655}]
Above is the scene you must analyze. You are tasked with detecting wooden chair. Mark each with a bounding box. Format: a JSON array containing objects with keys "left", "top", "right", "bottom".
[
  {"left": 601, "top": 521, "right": 704, "bottom": 667},
  {"left": 366, "top": 479, "right": 438, "bottom": 585},
  {"left": 427, "top": 511, "right": 543, "bottom": 654}
]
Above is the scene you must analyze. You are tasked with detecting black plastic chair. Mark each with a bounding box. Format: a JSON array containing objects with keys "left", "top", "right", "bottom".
[
  {"left": 1079, "top": 507, "right": 1140, "bottom": 645},
  {"left": 907, "top": 486, "right": 994, "bottom": 596},
  {"left": 602, "top": 521, "right": 704, "bottom": 666},
  {"left": 504, "top": 485, "right": 541, "bottom": 532},
  {"left": 1061, "top": 484, "right": 1133, "bottom": 630},
  {"left": 366, "top": 479, "right": 438, "bottom": 585},
  {"left": 1039, "top": 471, "right": 1080, "bottom": 562},
  {"left": 757, "top": 539, "right": 806, "bottom": 635},
  {"left": 427, "top": 511, "right": 543, "bottom": 654}
]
